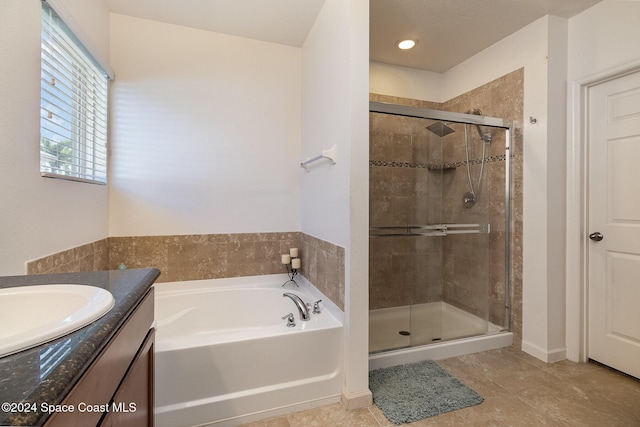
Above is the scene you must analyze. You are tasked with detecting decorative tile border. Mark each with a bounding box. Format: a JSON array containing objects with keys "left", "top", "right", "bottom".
[
  {"left": 369, "top": 154, "right": 510, "bottom": 171},
  {"left": 428, "top": 154, "right": 508, "bottom": 170},
  {"left": 369, "top": 160, "right": 429, "bottom": 169}
]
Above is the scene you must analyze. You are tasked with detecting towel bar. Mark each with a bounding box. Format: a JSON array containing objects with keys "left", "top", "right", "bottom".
[{"left": 300, "top": 145, "right": 337, "bottom": 172}]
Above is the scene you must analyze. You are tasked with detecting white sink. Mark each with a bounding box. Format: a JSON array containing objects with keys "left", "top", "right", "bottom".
[{"left": 0, "top": 284, "right": 115, "bottom": 357}]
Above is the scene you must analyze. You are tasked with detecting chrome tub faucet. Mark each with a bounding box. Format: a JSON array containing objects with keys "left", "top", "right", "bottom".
[{"left": 283, "top": 293, "right": 310, "bottom": 321}]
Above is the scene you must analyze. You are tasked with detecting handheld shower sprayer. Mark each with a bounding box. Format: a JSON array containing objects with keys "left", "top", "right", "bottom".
[{"left": 465, "top": 108, "right": 492, "bottom": 143}]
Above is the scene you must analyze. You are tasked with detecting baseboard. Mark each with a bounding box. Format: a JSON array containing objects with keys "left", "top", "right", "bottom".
[
  {"left": 202, "top": 395, "right": 341, "bottom": 426},
  {"left": 340, "top": 388, "right": 373, "bottom": 411},
  {"left": 522, "top": 340, "right": 567, "bottom": 363}
]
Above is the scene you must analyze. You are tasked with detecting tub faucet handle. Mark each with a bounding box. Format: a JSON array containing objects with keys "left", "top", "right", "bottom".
[
  {"left": 282, "top": 313, "right": 296, "bottom": 328},
  {"left": 313, "top": 299, "right": 322, "bottom": 314}
]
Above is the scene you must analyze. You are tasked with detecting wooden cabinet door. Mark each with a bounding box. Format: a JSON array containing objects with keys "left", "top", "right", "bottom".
[{"left": 101, "top": 329, "right": 155, "bottom": 427}]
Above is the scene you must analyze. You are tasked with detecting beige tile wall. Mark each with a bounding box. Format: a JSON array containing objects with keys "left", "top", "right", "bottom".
[
  {"left": 298, "top": 233, "right": 345, "bottom": 311},
  {"left": 108, "top": 232, "right": 300, "bottom": 282},
  {"left": 369, "top": 68, "right": 524, "bottom": 347},
  {"left": 26, "top": 232, "right": 346, "bottom": 311},
  {"left": 26, "top": 239, "right": 110, "bottom": 275}
]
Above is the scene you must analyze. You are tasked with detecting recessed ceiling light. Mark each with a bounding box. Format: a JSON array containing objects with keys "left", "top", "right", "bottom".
[{"left": 397, "top": 39, "right": 417, "bottom": 50}]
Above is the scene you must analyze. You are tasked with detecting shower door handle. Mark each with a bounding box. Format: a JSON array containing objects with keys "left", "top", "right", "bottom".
[{"left": 589, "top": 232, "right": 604, "bottom": 242}]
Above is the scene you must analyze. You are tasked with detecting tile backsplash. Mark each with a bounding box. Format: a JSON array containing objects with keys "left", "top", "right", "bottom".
[
  {"left": 108, "top": 232, "right": 300, "bottom": 282},
  {"left": 26, "top": 239, "right": 110, "bottom": 275},
  {"left": 26, "top": 232, "right": 345, "bottom": 310}
]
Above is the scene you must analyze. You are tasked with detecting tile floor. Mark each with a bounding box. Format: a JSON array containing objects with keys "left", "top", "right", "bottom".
[{"left": 241, "top": 347, "right": 640, "bottom": 427}]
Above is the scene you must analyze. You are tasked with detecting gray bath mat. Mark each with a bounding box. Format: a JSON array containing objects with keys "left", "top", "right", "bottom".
[{"left": 369, "top": 360, "right": 483, "bottom": 425}]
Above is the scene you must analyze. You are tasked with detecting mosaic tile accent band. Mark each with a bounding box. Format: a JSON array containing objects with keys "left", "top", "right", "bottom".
[
  {"left": 369, "top": 154, "right": 510, "bottom": 171},
  {"left": 369, "top": 160, "right": 429, "bottom": 169}
]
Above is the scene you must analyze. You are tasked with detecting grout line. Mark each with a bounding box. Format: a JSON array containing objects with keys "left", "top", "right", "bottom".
[{"left": 367, "top": 405, "right": 389, "bottom": 427}]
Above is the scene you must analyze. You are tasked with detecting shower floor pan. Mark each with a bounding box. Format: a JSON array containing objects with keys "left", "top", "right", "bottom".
[{"left": 369, "top": 302, "right": 512, "bottom": 370}]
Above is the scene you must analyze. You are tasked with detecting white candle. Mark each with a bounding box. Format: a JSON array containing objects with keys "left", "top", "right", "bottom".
[
  {"left": 292, "top": 258, "right": 301, "bottom": 269},
  {"left": 290, "top": 248, "right": 299, "bottom": 257},
  {"left": 281, "top": 254, "right": 291, "bottom": 264}
]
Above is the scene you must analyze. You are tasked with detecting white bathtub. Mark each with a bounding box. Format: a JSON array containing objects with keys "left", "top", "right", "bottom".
[{"left": 153, "top": 274, "right": 344, "bottom": 427}]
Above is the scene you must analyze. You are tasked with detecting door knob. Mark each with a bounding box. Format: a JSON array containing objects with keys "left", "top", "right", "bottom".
[{"left": 589, "top": 232, "right": 604, "bottom": 241}]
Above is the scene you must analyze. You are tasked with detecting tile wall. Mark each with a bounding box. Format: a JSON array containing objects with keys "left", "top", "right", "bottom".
[
  {"left": 26, "top": 232, "right": 346, "bottom": 311},
  {"left": 25, "top": 239, "right": 110, "bottom": 275},
  {"left": 299, "top": 233, "right": 346, "bottom": 310}
]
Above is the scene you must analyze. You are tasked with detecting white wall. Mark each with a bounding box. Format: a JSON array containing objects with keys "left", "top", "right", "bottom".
[
  {"left": 568, "top": 0, "right": 640, "bottom": 81},
  {"left": 301, "top": 0, "right": 372, "bottom": 408},
  {"left": 300, "top": 2, "right": 351, "bottom": 247},
  {"left": 0, "top": 0, "right": 109, "bottom": 275},
  {"left": 369, "top": 61, "right": 443, "bottom": 102},
  {"left": 346, "top": 0, "right": 371, "bottom": 408},
  {"left": 109, "top": 14, "right": 302, "bottom": 236},
  {"left": 566, "top": 0, "right": 640, "bottom": 361},
  {"left": 544, "top": 16, "right": 568, "bottom": 361},
  {"left": 369, "top": 16, "right": 571, "bottom": 362}
]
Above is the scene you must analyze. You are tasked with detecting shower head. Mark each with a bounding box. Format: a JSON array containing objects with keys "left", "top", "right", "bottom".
[
  {"left": 464, "top": 108, "right": 492, "bottom": 143},
  {"left": 426, "top": 121, "right": 455, "bottom": 137}
]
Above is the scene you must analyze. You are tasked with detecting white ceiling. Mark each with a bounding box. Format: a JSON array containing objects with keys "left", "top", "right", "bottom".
[
  {"left": 106, "top": 0, "right": 326, "bottom": 47},
  {"left": 107, "top": 0, "right": 602, "bottom": 72},
  {"left": 371, "top": 0, "right": 602, "bottom": 72}
]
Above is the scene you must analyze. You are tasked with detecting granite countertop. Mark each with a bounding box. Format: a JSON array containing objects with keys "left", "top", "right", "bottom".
[{"left": 0, "top": 268, "right": 160, "bottom": 426}]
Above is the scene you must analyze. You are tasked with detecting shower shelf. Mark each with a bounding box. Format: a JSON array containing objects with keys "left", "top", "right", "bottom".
[{"left": 369, "top": 223, "right": 490, "bottom": 237}]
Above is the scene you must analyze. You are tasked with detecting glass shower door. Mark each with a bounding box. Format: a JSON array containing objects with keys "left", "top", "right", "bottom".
[
  {"left": 369, "top": 107, "right": 509, "bottom": 354},
  {"left": 368, "top": 111, "right": 422, "bottom": 352},
  {"left": 407, "top": 118, "right": 445, "bottom": 347},
  {"left": 408, "top": 120, "right": 508, "bottom": 345}
]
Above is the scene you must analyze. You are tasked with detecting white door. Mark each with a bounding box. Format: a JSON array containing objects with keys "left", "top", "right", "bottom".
[{"left": 588, "top": 70, "right": 640, "bottom": 379}]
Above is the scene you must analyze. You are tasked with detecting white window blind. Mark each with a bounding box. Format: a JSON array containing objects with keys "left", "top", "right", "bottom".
[{"left": 40, "top": 1, "right": 109, "bottom": 184}]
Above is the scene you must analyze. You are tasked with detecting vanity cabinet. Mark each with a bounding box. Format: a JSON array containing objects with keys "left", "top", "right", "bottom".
[
  {"left": 100, "top": 328, "right": 154, "bottom": 427},
  {"left": 44, "top": 288, "right": 154, "bottom": 427}
]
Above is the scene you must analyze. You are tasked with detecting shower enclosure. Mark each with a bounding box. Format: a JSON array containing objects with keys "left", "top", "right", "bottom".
[{"left": 369, "top": 101, "right": 513, "bottom": 367}]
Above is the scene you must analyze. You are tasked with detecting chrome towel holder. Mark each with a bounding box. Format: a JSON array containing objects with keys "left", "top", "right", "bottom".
[{"left": 300, "top": 145, "right": 337, "bottom": 172}]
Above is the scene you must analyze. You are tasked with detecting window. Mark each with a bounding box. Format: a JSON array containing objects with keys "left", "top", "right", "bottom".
[{"left": 40, "top": 1, "right": 109, "bottom": 184}]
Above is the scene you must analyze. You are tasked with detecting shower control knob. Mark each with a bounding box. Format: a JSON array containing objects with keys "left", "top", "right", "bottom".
[{"left": 589, "top": 232, "right": 604, "bottom": 242}]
